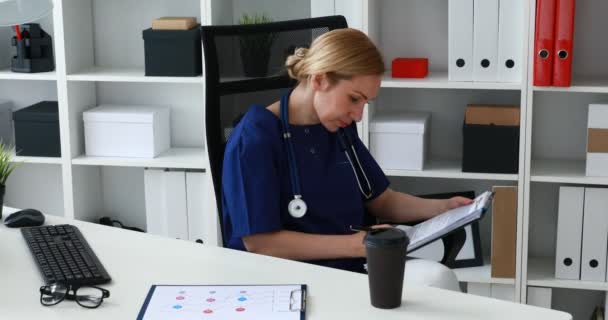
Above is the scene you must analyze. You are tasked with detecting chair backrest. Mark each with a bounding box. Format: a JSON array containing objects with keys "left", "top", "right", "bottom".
[{"left": 202, "top": 16, "right": 348, "bottom": 246}]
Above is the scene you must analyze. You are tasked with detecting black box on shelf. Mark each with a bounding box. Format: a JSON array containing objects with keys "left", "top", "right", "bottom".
[
  {"left": 11, "top": 23, "right": 55, "bottom": 73},
  {"left": 13, "top": 101, "right": 61, "bottom": 157},
  {"left": 142, "top": 26, "right": 202, "bottom": 77},
  {"left": 462, "top": 105, "right": 520, "bottom": 174}
]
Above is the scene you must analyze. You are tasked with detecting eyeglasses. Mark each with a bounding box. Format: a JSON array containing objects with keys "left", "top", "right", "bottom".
[{"left": 39, "top": 283, "right": 110, "bottom": 308}]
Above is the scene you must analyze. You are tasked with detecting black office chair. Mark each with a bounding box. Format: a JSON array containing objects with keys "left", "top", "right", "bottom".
[{"left": 201, "top": 15, "right": 467, "bottom": 268}]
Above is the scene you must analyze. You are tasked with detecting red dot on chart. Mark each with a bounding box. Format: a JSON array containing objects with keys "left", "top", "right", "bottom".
[
  {"left": 176, "top": 296, "right": 185, "bottom": 300},
  {"left": 203, "top": 309, "right": 213, "bottom": 314},
  {"left": 236, "top": 307, "right": 246, "bottom": 312},
  {"left": 206, "top": 298, "right": 216, "bottom": 302}
]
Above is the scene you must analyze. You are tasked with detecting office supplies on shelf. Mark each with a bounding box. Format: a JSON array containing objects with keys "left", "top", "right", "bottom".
[
  {"left": 533, "top": 0, "right": 557, "bottom": 86},
  {"left": 152, "top": 17, "right": 197, "bottom": 30},
  {"left": 586, "top": 104, "right": 608, "bottom": 177},
  {"left": 0, "top": 100, "right": 13, "bottom": 146},
  {"left": 12, "top": 101, "right": 61, "bottom": 157},
  {"left": 21, "top": 224, "right": 112, "bottom": 286},
  {"left": 137, "top": 284, "right": 306, "bottom": 320},
  {"left": 83, "top": 104, "right": 170, "bottom": 159},
  {"left": 555, "top": 186, "right": 584, "bottom": 280},
  {"left": 142, "top": 26, "right": 202, "bottom": 77},
  {"left": 491, "top": 186, "right": 518, "bottom": 278},
  {"left": 448, "top": 0, "right": 474, "bottom": 81},
  {"left": 552, "top": 0, "right": 575, "bottom": 87},
  {"left": 462, "top": 104, "right": 520, "bottom": 174},
  {"left": 10, "top": 23, "right": 54, "bottom": 73},
  {"left": 369, "top": 112, "right": 430, "bottom": 171},
  {"left": 473, "top": 0, "right": 499, "bottom": 82},
  {"left": 498, "top": 0, "right": 524, "bottom": 82},
  {"left": 527, "top": 286, "right": 553, "bottom": 309},
  {"left": 391, "top": 58, "right": 428, "bottom": 78},
  {"left": 580, "top": 188, "right": 608, "bottom": 282},
  {"left": 396, "top": 191, "right": 493, "bottom": 253}
]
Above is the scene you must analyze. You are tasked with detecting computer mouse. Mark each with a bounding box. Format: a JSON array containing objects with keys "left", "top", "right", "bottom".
[{"left": 3, "top": 209, "right": 45, "bottom": 228}]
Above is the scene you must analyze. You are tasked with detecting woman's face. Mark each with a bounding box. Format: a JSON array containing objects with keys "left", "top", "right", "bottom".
[{"left": 312, "top": 74, "right": 381, "bottom": 132}]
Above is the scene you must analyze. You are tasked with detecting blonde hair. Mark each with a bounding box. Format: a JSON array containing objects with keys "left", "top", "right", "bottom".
[{"left": 285, "top": 28, "right": 385, "bottom": 83}]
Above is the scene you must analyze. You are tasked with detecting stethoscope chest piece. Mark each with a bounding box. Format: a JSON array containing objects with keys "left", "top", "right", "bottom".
[{"left": 288, "top": 196, "right": 307, "bottom": 218}]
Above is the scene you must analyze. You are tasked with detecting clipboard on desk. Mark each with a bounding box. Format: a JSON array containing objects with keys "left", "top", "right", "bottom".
[
  {"left": 137, "top": 284, "right": 307, "bottom": 320},
  {"left": 397, "top": 190, "right": 494, "bottom": 254}
]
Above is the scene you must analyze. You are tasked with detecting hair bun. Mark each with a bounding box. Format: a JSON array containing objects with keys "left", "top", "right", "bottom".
[{"left": 294, "top": 47, "right": 308, "bottom": 58}]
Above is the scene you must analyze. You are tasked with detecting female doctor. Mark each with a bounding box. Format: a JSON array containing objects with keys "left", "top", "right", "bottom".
[{"left": 222, "top": 28, "right": 472, "bottom": 290}]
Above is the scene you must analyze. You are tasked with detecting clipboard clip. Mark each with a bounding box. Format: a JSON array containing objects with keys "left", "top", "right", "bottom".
[{"left": 289, "top": 288, "right": 306, "bottom": 312}]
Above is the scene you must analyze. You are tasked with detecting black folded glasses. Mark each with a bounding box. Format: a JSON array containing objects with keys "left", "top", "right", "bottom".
[{"left": 39, "top": 283, "right": 110, "bottom": 308}]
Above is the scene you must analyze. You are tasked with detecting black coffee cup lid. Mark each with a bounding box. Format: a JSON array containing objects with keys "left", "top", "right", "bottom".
[{"left": 364, "top": 228, "right": 409, "bottom": 248}]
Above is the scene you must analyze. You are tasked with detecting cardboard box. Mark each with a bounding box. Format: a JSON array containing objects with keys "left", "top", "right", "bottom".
[
  {"left": 152, "top": 17, "right": 197, "bottom": 30},
  {"left": 586, "top": 104, "right": 608, "bottom": 176},
  {"left": 84, "top": 105, "right": 170, "bottom": 158},
  {"left": 370, "top": 112, "right": 430, "bottom": 170},
  {"left": 462, "top": 104, "right": 520, "bottom": 174}
]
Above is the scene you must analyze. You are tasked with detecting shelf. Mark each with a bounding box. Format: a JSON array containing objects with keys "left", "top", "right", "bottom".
[
  {"left": 71, "top": 148, "right": 206, "bottom": 169},
  {"left": 0, "top": 69, "right": 57, "bottom": 81},
  {"left": 531, "top": 159, "right": 608, "bottom": 185},
  {"left": 381, "top": 72, "right": 521, "bottom": 90},
  {"left": 67, "top": 67, "right": 203, "bottom": 84},
  {"left": 383, "top": 159, "right": 519, "bottom": 181},
  {"left": 453, "top": 258, "right": 516, "bottom": 285},
  {"left": 533, "top": 77, "right": 608, "bottom": 93},
  {"left": 527, "top": 257, "right": 608, "bottom": 291},
  {"left": 10, "top": 154, "right": 63, "bottom": 165}
]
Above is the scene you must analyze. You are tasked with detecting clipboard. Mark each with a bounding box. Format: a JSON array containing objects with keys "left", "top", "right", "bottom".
[
  {"left": 398, "top": 190, "right": 494, "bottom": 254},
  {"left": 137, "top": 284, "right": 307, "bottom": 320}
]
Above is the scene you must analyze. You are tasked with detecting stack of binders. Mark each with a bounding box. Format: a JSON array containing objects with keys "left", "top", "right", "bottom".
[
  {"left": 448, "top": 0, "right": 524, "bottom": 83},
  {"left": 534, "top": 0, "right": 576, "bottom": 87},
  {"left": 555, "top": 187, "right": 608, "bottom": 282}
]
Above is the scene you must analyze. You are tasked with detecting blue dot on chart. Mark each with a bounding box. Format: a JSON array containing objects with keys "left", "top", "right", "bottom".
[
  {"left": 238, "top": 297, "right": 247, "bottom": 302},
  {"left": 173, "top": 305, "right": 183, "bottom": 309}
]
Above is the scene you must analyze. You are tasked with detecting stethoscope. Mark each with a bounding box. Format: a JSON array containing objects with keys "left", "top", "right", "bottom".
[{"left": 280, "top": 90, "right": 373, "bottom": 218}]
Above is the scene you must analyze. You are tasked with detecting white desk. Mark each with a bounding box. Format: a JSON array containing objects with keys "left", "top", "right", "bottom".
[{"left": 0, "top": 207, "right": 571, "bottom": 319}]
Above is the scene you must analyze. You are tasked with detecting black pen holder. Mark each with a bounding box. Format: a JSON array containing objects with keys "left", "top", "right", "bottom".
[{"left": 10, "top": 23, "right": 55, "bottom": 73}]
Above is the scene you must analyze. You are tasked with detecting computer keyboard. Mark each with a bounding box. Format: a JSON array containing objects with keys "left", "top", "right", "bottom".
[{"left": 21, "top": 224, "right": 112, "bottom": 286}]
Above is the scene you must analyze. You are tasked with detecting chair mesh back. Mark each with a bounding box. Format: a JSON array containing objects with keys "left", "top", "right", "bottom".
[{"left": 202, "top": 16, "right": 348, "bottom": 246}]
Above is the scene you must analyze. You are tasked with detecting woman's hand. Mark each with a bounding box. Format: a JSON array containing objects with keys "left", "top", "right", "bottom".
[{"left": 442, "top": 196, "right": 474, "bottom": 212}]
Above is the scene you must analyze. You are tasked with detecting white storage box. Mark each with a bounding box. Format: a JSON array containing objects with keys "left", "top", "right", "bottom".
[
  {"left": 84, "top": 105, "right": 170, "bottom": 158},
  {"left": 0, "top": 99, "right": 13, "bottom": 146},
  {"left": 370, "top": 112, "right": 430, "bottom": 170},
  {"left": 586, "top": 104, "right": 608, "bottom": 176}
]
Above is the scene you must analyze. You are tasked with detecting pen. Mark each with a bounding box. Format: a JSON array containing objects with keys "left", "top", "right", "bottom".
[
  {"left": 350, "top": 225, "right": 375, "bottom": 232},
  {"left": 15, "top": 25, "right": 22, "bottom": 40}
]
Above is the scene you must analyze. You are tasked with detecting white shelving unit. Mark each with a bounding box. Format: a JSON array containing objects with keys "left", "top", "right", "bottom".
[
  {"left": 521, "top": 0, "right": 608, "bottom": 317},
  {"left": 2, "top": 0, "right": 605, "bottom": 313}
]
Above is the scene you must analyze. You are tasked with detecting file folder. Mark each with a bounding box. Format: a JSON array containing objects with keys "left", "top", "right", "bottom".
[
  {"left": 448, "top": 0, "right": 474, "bottom": 81},
  {"left": 144, "top": 169, "right": 189, "bottom": 239},
  {"left": 581, "top": 188, "right": 608, "bottom": 282},
  {"left": 552, "top": 0, "right": 575, "bottom": 87},
  {"left": 498, "top": 0, "right": 524, "bottom": 82},
  {"left": 527, "top": 287, "right": 552, "bottom": 309},
  {"left": 491, "top": 186, "right": 518, "bottom": 279},
  {"left": 186, "top": 171, "right": 207, "bottom": 242},
  {"left": 533, "top": 0, "right": 557, "bottom": 86},
  {"left": 473, "top": 0, "right": 499, "bottom": 82},
  {"left": 555, "top": 186, "right": 584, "bottom": 280}
]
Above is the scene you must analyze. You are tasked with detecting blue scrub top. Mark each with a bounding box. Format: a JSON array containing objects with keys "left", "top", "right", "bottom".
[{"left": 222, "top": 104, "right": 390, "bottom": 273}]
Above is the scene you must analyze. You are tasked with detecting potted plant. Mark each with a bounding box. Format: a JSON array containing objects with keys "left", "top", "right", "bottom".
[
  {"left": 238, "top": 12, "right": 277, "bottom": 77},
  {"left": 0, "top": 143, "right": 20, "bottom": 219}
]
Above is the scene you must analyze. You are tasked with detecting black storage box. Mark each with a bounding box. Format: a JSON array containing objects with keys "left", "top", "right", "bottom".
[
  {"left": 142, "top": 27, "right": 202, "bottom": 77},
  {"left": 13, "top": 101, "right": 61, "bottom": 157},
  {"left": 462, "top": 105, "right": 520, "bottom": 174}
]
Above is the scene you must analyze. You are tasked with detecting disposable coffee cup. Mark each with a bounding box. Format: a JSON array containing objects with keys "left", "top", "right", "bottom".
[{"left": 364, "top": 227, "right": 409, "bottom": 309}]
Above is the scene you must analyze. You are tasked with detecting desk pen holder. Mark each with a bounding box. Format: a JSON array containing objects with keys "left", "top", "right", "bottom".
[{"left": 10, "top": 23, "right": 55, "bottom": 73}]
